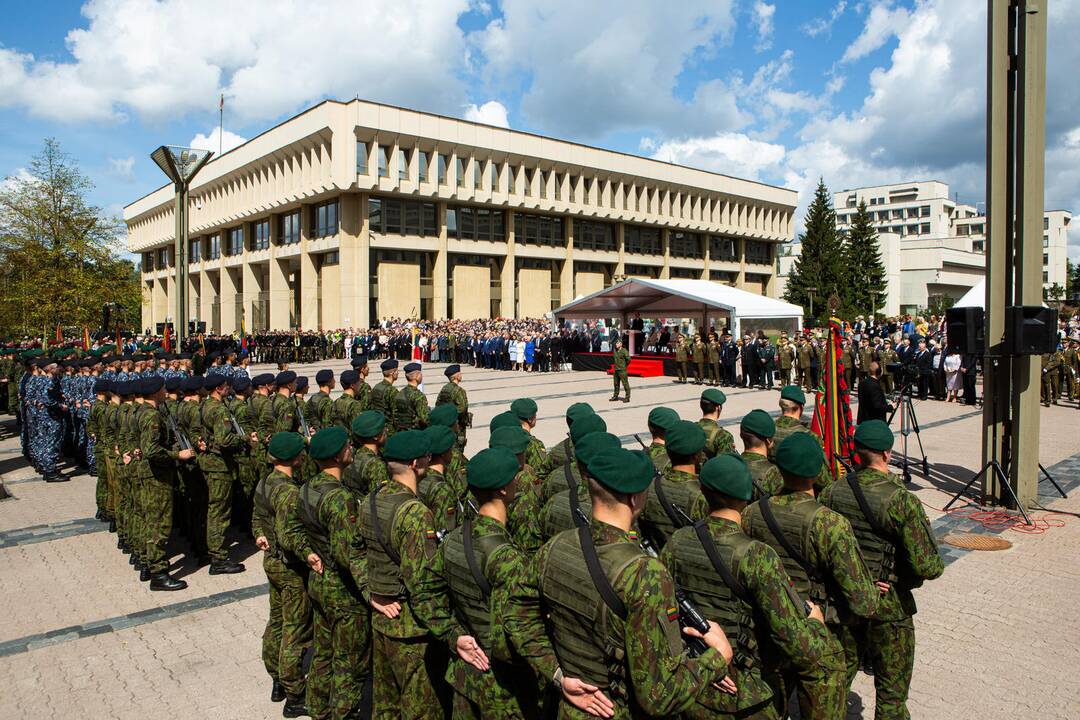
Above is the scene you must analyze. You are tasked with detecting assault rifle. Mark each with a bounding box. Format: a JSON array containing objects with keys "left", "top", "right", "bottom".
[
  {"left": 166, "top": 412, "right": 191, "bottom": 452},
  {"left": 297, "top": 405, "right": 310, "bottom": 437},
  {"left": 225, "top": 407, "right": 245, "bottom": 439},
  {"left": 636, "top": 518, "right": 711, "bottom": 658}
]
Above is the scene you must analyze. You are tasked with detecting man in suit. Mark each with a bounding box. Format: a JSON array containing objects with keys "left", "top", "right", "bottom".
[
  {"left": 961, "top": 353, "right": 978, "bottom": 405},
  {"left": 857, "top": 362, "right": 891, "bottom": 423},
  {"left": 914, "top": 340, "right": 932, "bottom": 400}
]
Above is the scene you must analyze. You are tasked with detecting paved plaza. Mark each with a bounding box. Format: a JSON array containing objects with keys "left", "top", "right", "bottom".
[{"left": 1, "top": 359, "right": 1078, "bottom": 719}]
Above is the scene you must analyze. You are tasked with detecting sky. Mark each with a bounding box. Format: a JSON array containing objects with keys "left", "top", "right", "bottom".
[{"left": 1, "top": 0, "right": 1078, "bottom": 262}]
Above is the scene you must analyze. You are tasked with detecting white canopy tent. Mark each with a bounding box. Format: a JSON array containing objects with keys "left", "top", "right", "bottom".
[
  {"left": 553, "top": 278, "right": 804, "bottom": 338},
  {"left": 954, "top": 280, "right": 985, "bottom": 309}
]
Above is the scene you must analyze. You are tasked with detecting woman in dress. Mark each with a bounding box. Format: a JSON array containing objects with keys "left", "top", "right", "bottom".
[
  {"left": 509, "top": 335, "right": 519, "bottom": 369},
  {"left": 524, "top": 335, "right": 536, "bottom": 371},
  {"left": 943, "top": 349, "right": 963, "bottom": 402}
]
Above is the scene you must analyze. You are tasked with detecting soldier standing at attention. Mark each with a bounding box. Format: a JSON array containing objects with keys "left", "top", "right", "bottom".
[
  {"left": 707, "top": 333, "right": 722, "bottom": 386},
  {"left": 429, "top": 403, "right": 469, "bottom": 482},
  {"left": 307, "top": 370, "right": 336, "bottom": 430},
  {"left": 1063, "top": 339, "right": 1079, "bottom": 402},
  {"left": 771, "top": 386, "right": 833, "bottom": 494},
  {"left": 778, "top": 338, "right": 796, "bottom": 387},
  {"left": 819, "top": 421, "right": 944, "bottom": 719},
  {"left": 510, "top": 397, "right": 547, "bottom": 471},
  {"left": 350, "top": 356, "right": 373, "bottom": 410},
  {"left": 508, "top": 447, "right": 737, "bottom": 718},
  {"left": 436, "top": 364, "right": 470, "bottom": 449},
  {"left": 342, "top": 410, "right": 390, "bottom": 497},
  {"left": 662, "top": 454, "right": 845, "bottom": 720},
  {"left": 199, "top": 375, "right": 247, "bottom": 575},
  {"left": 698, "top": 388, "right": 735, "bottom": 459},
  {"left": 369, "top": 359, "right": 400, "bottom": 434},
  {"left": 740, "top": 410, "right": 784, "bottom": 499},
  {"left": 229, "top": 376, "right": 260, "bottom": 533},
  {"left": 877, "top": 341, "right": 898, "bottom": 396},
  {"left": 674, "top": 334, "right": 689, "bottom": 384},
  {"left": 743, "top": 433, "right": 882, "bottom": 713},
  {"left": 1041, "top": 348, "right": 1063, "bottom": 406},
  {"left": 417, "top": 425, "right": 465, "bottom": 534},
  {"left": 692, "top": 334, "right": 707, "bottom": 385},
  {"left": 395, "top": 362, "right": 430, "bottom": 432},
  {"left": 857, "top": 338, "right": 876, "bottom": 388},
  {"left": 644, "top": 406, "right": 680, "bottom": 473},
  {"left": 609, "top": 339, "right": 631, "bottom": 403},
  {"left": 640, "top": 420, "right": 708, "bottom": 549},
  {"left": 796, "top": 337, "right": 812, "bottom": 391},
  {"left": 248, "top": 373, "right": 275, "bottom": 472},
  {"left": 289, "top": 426, "right": 370, "bottom": 720},
  {"left": 253, "top": 432, "right": 312, "bottom": 717},
  {"left": 331, "top": 370, "right": 364, "bottom": 431}
]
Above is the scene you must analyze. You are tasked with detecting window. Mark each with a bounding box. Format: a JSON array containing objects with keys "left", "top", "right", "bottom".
[
  {"left": 157, "top": 248, "right": 169, "bottom": 268},
  {"left": 709, "top": 235, "right": 738, "bottom": 262},
  {"left": 624, "top": 263, "right": 658, "bottom": 278},
  {"left": 1043, "top": 271, "right": 1048, "bottom": 282},
  {"left": 378, "top": 145, "right": 390, "bottom": 178},
  {"left": 1044, "top": 217, "right": 1049, "bottom": 230},
  {"left": 869, "top": 198, "right": 877, "bottom": 206},
  {"left": 311, "top": 200, "right": 339, "bottom": 238},
  {"left": 921, "top": 223, "right": 930, "bottom": 234},
  {"left": 624, "top": 225, "right": 661, "bottom": 255},
  {"left": 972, "top": 240, "right": 984, "bottom": 252},
  {"left": 920, "top": 205, "right": 931, "bottom": 217},
  {"left": 1043, "top": 253, "right": 1049, "bottom": 266},
  {"left": 513, "top": 212, "right": 564, "bottom": 247},
  {"left": 142, "top": 252, "right": 153, "bottom": 272},
  {"left": 438, "top": 154, "right": 448, "bottom": 184},
  {"left": 710, "top": 269, "right": 737, "bottom": 283},
  {"left": 252, "top": 219, "right": 270, "bottom": 250},
  {"left": 957, "top": 225, "right": 970, "bottom": 236},
  {"left": 356, "top": 141, "right": 368, "bottom": 174},
  {"left": 419, "top": 151, "right": 429, "bottom": 182},
  {"left": 575, "top": 220, "right": 616, "bottom": 252},
  {"left": 225, "top": 226, "right": 244, "bottom": 256},
  {"left": 208, "top": 234, "right": 220, "bottom": 260},
  {"left": 368, "top": 196, "right": 439, "bottom": 237},
  {"left": 906, "top": 224, "right": 919, "bottom": 236},
  {"left": 907, "top": 208, "right": 920, "bottom": 219},
  {"left": 972, "top": 223, "right": 984, "bottom": 234},
  {"left": 474, "top": 159, "right": 483, "bottom": 189},
  {"left": 457, "top": 157, "right": 466, "bottom": 187},
  {"left": 877, "top": 211, "right": 889, "bottom": 222},
  {"left": 279, "top": 210, "right": 301, "bottom": 245},
  {"left": 321, "top": 251, "right": 339, "bottom": 266},
  {"left": 744, "top": 240, "right": 771, "bottom": 265},
  {"left": 670, "top": 267, "right": 698, "bottom": 279},
  {"left": 539, "top": 170, "right": 547, "bottom": 199},
  {"left": 189, "top": 237, "right": 201, "bottom": 263},
  {"left": 877, "top": 197, "right": 885, "bottom": 205},
  {"left": 1043, "top": 235, "right": 1049, "bottom": 248},
  {"left": 490, "top": 162, "right": 498, "bottom": 191},
  {"left": 670, "top": 231, "right": 703, "bottom": 259},
  {"left": 399, "top": 148, "right": 409, "bottom": 180},
  {"left": 892, "top": 209, "right": 903, "bottom": 219}
]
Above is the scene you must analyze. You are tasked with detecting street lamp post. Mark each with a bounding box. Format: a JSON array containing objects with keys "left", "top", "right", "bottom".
[
  {"left": 807, "top": 286, "right": 818, "bottom": 320},
  {"left": 151, "top": 146, "right": 213, "bottom": 346}
]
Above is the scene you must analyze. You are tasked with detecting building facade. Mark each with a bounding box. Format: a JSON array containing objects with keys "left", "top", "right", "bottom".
[{"left": 125, "top": 100, "right": 797, "bottom": 334}]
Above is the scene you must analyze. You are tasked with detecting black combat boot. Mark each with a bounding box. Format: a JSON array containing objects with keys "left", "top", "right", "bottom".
[
  {"left": 139, "top": 568, "right": 151, "bottom": 582},
  {"left": 149, "top": 572, "right": 187, "bottom": 591},
  {"left": 270, "top": 680, "right": 286, "bottom": 703},
  {"left": 281, "top": 695, "right": 308, "bottom": 718},
  {"left": 208, "top": 561, "right": 245, "bottom": 575}
]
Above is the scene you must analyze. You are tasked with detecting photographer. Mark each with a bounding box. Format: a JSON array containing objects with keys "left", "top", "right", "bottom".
[{"left": 858, "top": 361, "right": 892, "bottom": 423}]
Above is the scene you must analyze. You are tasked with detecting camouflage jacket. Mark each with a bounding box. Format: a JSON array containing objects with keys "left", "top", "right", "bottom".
[
  {"left": 436, "top": 381, "right": 470, "bottom": 429},
  {"left": 697, "top": 418, "right": 734, "bottom": 459},
  {"left": 742, "top": 451, "right": 783, "bottom": 499}
]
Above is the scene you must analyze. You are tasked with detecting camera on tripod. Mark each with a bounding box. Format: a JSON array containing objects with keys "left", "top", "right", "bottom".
[{"left": 886, "top": 362, "right": 921, "bottom": 386}]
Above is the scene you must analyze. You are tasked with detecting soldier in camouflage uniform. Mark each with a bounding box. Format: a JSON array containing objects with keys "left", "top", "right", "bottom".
[
  {"left": 509, "top": 398, "right": 547, "bottom": 471},
  {"left": 1041, "top": 349, "right": 1063, "bottom": 406},
  {"left": 418, "top": 425, "right": 466, "bottom": 533},
  {"left": 394, "top": 362, "right": 429, "bottom": 433},
  {"left": 342, "top": 411, "right": 390, "bottom": 498},
  {"left": 609, "top": 339, "right": 631, "bottom": 402},
  {"left": 228, "top": 376, "right": 259, "bottom": 533},
  {"left": 743, "top": 433, "right": 882, "bottom": 716},
  {"left": 330, "top": 370, "right": 364, "bottom": 432},
  {"left": 507, "top": 447, "right": 737, "bottom": 718},
  {"left": 428, "top": 403, "right": 468, "bottom": 482},
  {"left": 674, "top": 334, "right": 689, "bottom": 383},
  {"left": 199, "top": 375, "right": 247, "bottom": 574},
  {"left": 307, "top": 370, "right": 336, "bottom": 430},
  {"left": 351, "top": 358, "right": 372, "bottom": 410},
  {"left": 643, "top": 406, "right": 679, "bottom": 473},
  {"left": 537, "top": 402, "right": 595, "bottom": 482},
  {"left": 707, "top": 333, "right": 721, "bottom": 386},
  {"left": 698, "top": 388, "right": 735, "bottom": 459},
  {"left": 663, "top": 453, "right": 846, "bottom": 719},
  {"left": 640, "top": 420, "right": 708, "bottom": 550},
  {"left": 819, "top": 421, "right": 944, "bottom": 719},
  {"left": 538, "top": 431, "right": 619, "bottom": 543},
  {"left": 539, "top": 412, "right": 607, "bottom": 507},
  {"left": 369, "top": 359, "right": 400, "bottom": 436},
  {"left": 86, "top": 379, "right": 112, "bottom": 522},
  {"left": 488, "top": 426, "right": 545, "bottom": 552},
  {"left": 253, "top": 432, "right": 313, "bottom": 716},
  {"left": 287, "top": 427, "right": 368, "bottom": 720},
  {"left": 248, "top": 373, "right": 275, "bottom": 472},
  {"left": 740, "top": 409, "right": 784, "bottom": 499},
  {"left": 176, "top": 376, "right": 209, "bottom": 559},
  {"left": 770, "top": 386, "right": 834, "bottom": 494},
  {"left": 436, "top": 364, "right": 470, "bottom": 449},
  {"left": 692, "top": 335, "right": 707, "bottom": 385}
]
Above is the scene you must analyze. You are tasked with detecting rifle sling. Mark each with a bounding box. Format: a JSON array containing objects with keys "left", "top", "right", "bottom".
[
  {"left": 758, "top": 496, "right": 821, "bottom": 584},
  {"left": 578, "top": 525, "right": 626, "bottom": 621},
  {"left": 692, "top": 520, "right": 752, "bottom": 605},
  {"left": 462, "top": 517, "right": 492, "bottom": 598}
]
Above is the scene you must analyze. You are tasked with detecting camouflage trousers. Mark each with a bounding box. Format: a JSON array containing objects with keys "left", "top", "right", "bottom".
[
  {"left": 179, "top": 465, "right": 208, "bottom": 559},
  {"left": 767, "top": 623, "right": 847, "bottom": 720},
  {"left": 204, "top": 470, "right": 234, "bottom": 563},
  {"left": 447, "top": 658, "right": 540, "bottom": 720},
  {"left": 141, "top": 472, "right": 174, "bottom": 574},
  {"left": 102, "top": 453, "right": 118, "bottom": 517},
  {"left": 116, "top": 461, "right": 133, "bottom": 546},
  {"left": 372, "top": 632, "right": 449, "bottom": 720},
  {"left": 307, "top": 571, "right": 371, "bottom": 720},
  {"left": 93, "top": 444, "right": 109, "bottom": 514},
  {"left": 262, "top": 555, "right": 313, "bottom": 699},
  {"left": 835, "top": 618, "right": 916, "bottom": 720},
  {"left": 612, "top": 371, "right": 630, "bottom": 399}
]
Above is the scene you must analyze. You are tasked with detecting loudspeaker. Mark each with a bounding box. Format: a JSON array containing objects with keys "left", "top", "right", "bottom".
[
  {"left": 946, "top": 306, "right": 984, "bottom": 354},
  {"left": 1005, "top": 305, "right": 1058, "bottom": 355}
]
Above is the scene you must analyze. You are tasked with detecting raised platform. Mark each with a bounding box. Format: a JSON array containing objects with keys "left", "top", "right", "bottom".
[{"left": 572, "top": 351, "right": 676, "bottom": 377}]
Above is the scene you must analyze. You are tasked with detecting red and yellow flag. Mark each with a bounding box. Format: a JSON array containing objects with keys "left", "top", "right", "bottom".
[
  {"left": 811, "top": 318, "right": 854, "bottom": 478},
  {"left": 163, "top": 323, "right": 172, "bottom": 352},
  {"left": 82, "top": 327, "right": 91, "bottom": 350},
  {"left": 55, "top": 322, "right": 63, "bottom": 344}
]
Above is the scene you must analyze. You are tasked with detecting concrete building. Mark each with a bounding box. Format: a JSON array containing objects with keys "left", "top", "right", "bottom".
[{"left": 125, "top": 99, "right": 797, "bottom": 333}]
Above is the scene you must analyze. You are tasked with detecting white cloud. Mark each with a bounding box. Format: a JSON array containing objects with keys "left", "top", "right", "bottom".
[
  {"left": 648, "top": 133, "right": 786, "bottom": 181},
  {"left": 841, "top": 1, "right": 911, "bottom": 63},
  {"left": 0, "top": 0, "right": 472, "bottom": 124},
  {"left": 802, "top": 1, "right": 847, "bottom": 38},
  {"left": 463, "top": 100, "right": 510, "bottom": 128},
  {"left": 752, "top": 2, "right": 776, "bottom": 52},
  {"left": 0, "top": 167, "right": 35, "bottom": 192},
  {"left": 107, "top": 156, "right": 135, "bottom": 182},
  {"left": 189, "top": 128, "right": 247, "bottom": 155}
]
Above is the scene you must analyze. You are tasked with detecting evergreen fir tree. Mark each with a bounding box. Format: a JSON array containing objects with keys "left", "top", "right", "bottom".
[
  {"left": 784, "top": 178, "right": 845, "bottom": 322},
  {"left": 842, "top": 199, "right": 887, "bottom": 319}
]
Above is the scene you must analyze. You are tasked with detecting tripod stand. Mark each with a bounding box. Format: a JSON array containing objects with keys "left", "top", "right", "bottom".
[
  {"left": 943, "top": 411, "right": 1033, "bottom": 525},
  {"left": 887, "top": 381, "right": 930, "bottom": 484}
]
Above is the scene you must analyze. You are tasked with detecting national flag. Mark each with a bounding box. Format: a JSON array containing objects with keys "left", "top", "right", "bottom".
[
  {"left": 55, "top": 322, "right": 63, "bottom": 344},
  {"left": 810, "top": 318, "right": 855, "bottom": 478},
  {"left": 115, "top": 328, "right": 122, "bottom": 352},
  {"left": 163, "top": 323, "right": 172, "bottom": 352},
  {"left": 666, "top": 606, "right": 680, "bottom": 622},
  {"left": 82, "top": 327, "right": 91, "bottom": 350},
  {"left": 240, "top": 316, "right": 248, "bottom": 352},
  {"left": 199, "top": 332, "right": 206, "bottom": 354}
]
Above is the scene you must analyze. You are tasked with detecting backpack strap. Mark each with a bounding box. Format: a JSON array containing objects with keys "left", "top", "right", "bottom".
[
  {"left": 758, "top": 496, "right": 821, "bottom": 583},
  {"left": 462, "top": 517, "right": 492, "bottom": 598},
  {"left": 565, "top": 458, "right": 588, "bottom": 529},
  {"left": 578, "top": 525, "right": 626, "bottom": 621},
  {"left": 692, "top": 520, "right": 752, "bottom": 605}
]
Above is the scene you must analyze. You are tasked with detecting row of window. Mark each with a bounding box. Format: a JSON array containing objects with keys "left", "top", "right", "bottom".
[
  {"left": 838, "top": 205, "right": 931, "bottom": 224},
  {"left": 368, "top": 197, "right": 440, "bottom": 238}
]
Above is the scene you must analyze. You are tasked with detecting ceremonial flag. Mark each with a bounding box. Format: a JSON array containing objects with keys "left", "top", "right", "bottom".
[
  {"left": 55, "top": 322, "right": 63, "bottom": 344},
  {"left": 811, "top": 317, "right": 855, "bottom": 478},
  {"left": 115, "top": 328, "right": 122, "bottom": 352},
  {"left": 82, "top": 327, "right": 91, "bottom": 350},
  {"left": 240, "top": 316, "right": 248, "bottom": 352},
  {"left": 199, "top": 332, "right": 206, "bottom": 354},
  {"left": 163, "top": 323, "right": 172, "bottom": 352}
]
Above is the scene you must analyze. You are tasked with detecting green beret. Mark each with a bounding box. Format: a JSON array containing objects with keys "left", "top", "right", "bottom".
[
  {"left": 587, "top": 449, "right": 654, "bottom": 494},
  {"left": 780, "top": 385, "right": 806, "bottom": 405},
  {"left": 489, "top": 426, "right": 530, "bottom": 454},
  {"left": 570, "top": 413, "right": 607, "bottom": 443},
  {"left": 383, "top": 429, "right": 431, "bottom": 462},
  {"left": 647, "top": 407, "right": 680, "bottom": 431},
  {"left": 510, "top": 398, "right": 538, "bottom": 419},
  {"left": 351, "top": 410, "right": 386, "bottom": 439},
  {"left": 573, "top": 432, "right": 621, "bottom": 465},
  {"left": 425, "top": 425, "right": 457, "bottom": 455},
  {"left": 665, "top": 420, "right": 707, "bottom": 456},
  {"left": 854, "top": 420, "right": 894, "bottom": 452},
  {"left": 566, "top": 402, "right": 595, "bottom": 424},
  {"left": 699, "top": 453, "right": 753, "bottom": 500},
  {"left": 740, "top": 409, "right": 776, "bottom": 439},
  {"left": 268, "top": 432, "right": 306, "bottom": 462},
  {"left": 308, "top": 426, "right": 349, "bottom": 460},
  {"left": 489, "top": 411, "right": 520, "bottom": 431},
  {"left": 428, "top": 403, "right": 459, "bottom": 427},
  {"left": 467, "top": 448, "right": 520, "bottom": 490},
  {"left": 774, "top": 433, "right": 824, "bottom": 478},
  {"left": 701, "top": 388, "right": 727, "bottom": 406}
]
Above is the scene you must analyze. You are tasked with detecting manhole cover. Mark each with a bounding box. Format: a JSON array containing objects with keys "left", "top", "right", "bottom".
[{"left": 943, "top": 533, "right": 1013, "bottom": 551}]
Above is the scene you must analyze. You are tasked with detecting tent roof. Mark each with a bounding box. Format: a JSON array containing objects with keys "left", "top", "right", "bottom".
[
  {"left": 552, "top": 278, "right": 805, "bottom": 320},
  {"left": 954, "top": 280, "right": 984, "bottom": 309}
]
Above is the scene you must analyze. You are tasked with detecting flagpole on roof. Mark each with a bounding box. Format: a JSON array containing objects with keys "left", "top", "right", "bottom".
[{"left": 219, "top": 94, "right": 224, "bottom": 156}]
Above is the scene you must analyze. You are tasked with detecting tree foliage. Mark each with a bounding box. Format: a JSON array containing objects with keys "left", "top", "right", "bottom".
[
  {"left": 784, "top": 178, "right": 846, "bottom": 322},
  {"left": 841, "top": 199, "right": 887, "bottom": 318},
  {"left": 0, "top": 139, "right": 140, "bottom": 339}
]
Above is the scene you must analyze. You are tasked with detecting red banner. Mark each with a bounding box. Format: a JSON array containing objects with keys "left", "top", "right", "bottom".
[{"left": 811, "top": 318, "right": 855, "bottom": 477}]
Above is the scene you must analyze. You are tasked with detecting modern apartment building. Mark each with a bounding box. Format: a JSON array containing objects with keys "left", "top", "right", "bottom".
[{"left": 125, "top": 99, "right": 797, "bottom": 333}]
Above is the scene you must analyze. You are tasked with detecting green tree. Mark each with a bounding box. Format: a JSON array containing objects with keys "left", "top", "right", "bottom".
[
  {"left": 841, "top": 199, "right": 887, "bottom": 319},
  {"left": 784, "top": 178, "right": 845, "bottom": 322},
  {"left": 0, "top": 139, "right": 140, "bottom": 339}
]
